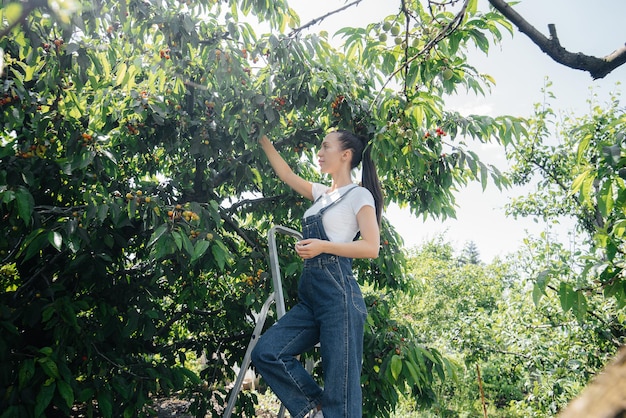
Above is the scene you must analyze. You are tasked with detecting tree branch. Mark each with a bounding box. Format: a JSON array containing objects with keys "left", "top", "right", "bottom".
[
  {"left": 224, "top": 194, "right": 289, "bottom": 213},
  {"left": 487, "top": 0, "right": 626, "bottom": 79},
  {"left": 288, "top": 0, "right": 364, "bottom": 38},
  {"left": 219, "top": 207, "right": 264, "bottom": 251}
]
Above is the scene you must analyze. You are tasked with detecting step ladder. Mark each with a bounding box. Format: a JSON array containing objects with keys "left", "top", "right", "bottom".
[{"left": 223, "top": 225, "right": 302, "bottom": 418}]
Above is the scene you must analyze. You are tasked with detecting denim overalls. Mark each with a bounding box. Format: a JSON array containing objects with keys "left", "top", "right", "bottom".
[{"left": 252, "top": 186, "right": 368, "bottom": 418}]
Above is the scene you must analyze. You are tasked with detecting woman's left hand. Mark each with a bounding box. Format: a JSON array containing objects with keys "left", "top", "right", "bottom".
[{"left": 295, "top": 239, "right": 325, "bottom": 259}]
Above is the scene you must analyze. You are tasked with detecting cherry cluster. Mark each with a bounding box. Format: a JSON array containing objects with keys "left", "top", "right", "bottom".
[
  {"left": 272, "top": 96, "right": 287, "bottom": 110},
  {"left": 330, "top": 94, "right": 345, "bottom": 118},
  {"left": 0, "top": 93, "right": 18, "bottom": 106},
  {"left": 423, "top": 126, "right": 446, "bottom": 138},
  {"left": 159, "top": 47, "right": 171, "bottom": 60}
]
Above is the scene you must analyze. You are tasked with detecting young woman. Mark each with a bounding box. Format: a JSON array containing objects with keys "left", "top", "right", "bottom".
[{"left": 251, "top": 130, "right": 384, "bottom": 418}]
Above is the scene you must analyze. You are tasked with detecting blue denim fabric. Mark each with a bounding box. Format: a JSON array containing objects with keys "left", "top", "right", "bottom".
[{"left": 252, "top": 191, "right": 367, "bottom": 418}]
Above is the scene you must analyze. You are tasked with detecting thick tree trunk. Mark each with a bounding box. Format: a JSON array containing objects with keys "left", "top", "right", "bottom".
[{"left": 559, "top": 346, "right": 626, "bottom": 418}]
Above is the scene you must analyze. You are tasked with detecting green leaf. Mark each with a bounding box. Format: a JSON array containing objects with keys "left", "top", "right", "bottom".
[
  {"left": 469, "top": 29, "right": 489, "bottom": 53},
  {"left": 191, "top": 239, "right": 211, "bottom": 263},
  {"left": 18, "top": 228, "right": 47, "bottom": 261},
  {"left": 390, "top": 354, "right": 402, "bottom": 380},
  {"left": 1, "top": 189, "right": 15, "bottom": 204},
  {"left": 559, "top": 282, "right": 575, "bottom": 312},
  {"left": 285, "top": 261, "right": 300, "bottom": 276},
  {"left": 148, "top": 224, "right": 168, "bottom": 247},
  {"left": 178, "top": 366, "right": 202, "bottom": 384},
  {"left": 100, "top": 149, "right": 117, "bottom": 164},
  {"left": 597, "top": 180, "right": 614, "bottom": 217},
  {"left": 415, "top": 345, "right": 437, "bottom": 365},
  {"left": 115, "top": 62, "right": 127, "bottom": 87},
  {"left": 97, "top": 390, "right": 113, "bottom": 418},
  {"left": 39, "top": 347, "right": 53, "bottom": 356},
  {"left": 123, "top": 406, "right": 135, "bottom": 418},
  {"left": 34, "top": 382, "right": 56, "bottom": 417},
  {"left": 612, "top": 220, "right": 626, "bottom": 240},
  {"left": 532, "top": 283, "right": 544, "bottom": 306},
  {"left": 97, "top": 204, "right": 109, "bottom": 222},
  {"left": 39, "top": 357, "right": 60, "bottom": 379},
  {"left": 172, "top": 230, "right": 183, "bottom": 251},
  {"left": 405, "top": 359, "right": 422, "bottom": 386},
  {"left": 602, "top": 144, "right": 621, "bottom": 166},
  {"left": 1, "top": 3, "right": 23, "bottom": 25},
  {"left": 575, "top": 133, "right": 592, "bottom": 163},
  {"left": 15, "top": 186, "right": 34, "bottom": 225},
  {"left": 479, "top": 161, "right": 488, "bottom": 190},
  {"left": 181, "top": 231, "right": 194, "bottom": 258},
  {"left": 466, "top": 0, "right": 478, "bottom": 14},
  {"left": 48, "top": 231, "right": 63, "bottom": 251},
  {"left": 533, "top": 270, "right": 549, "bottom": 305},
  {"left": 466, "top": 154, "right": 477, "bottom": 176},
  {"left": 211, "top": 242, "right": 227, "bottom": 270},
  {"left": 57, "top": 379, "right": 74, "bottom": 408},
  {"left": 18, "top": 358, "right": 35, "bottom": 389}
]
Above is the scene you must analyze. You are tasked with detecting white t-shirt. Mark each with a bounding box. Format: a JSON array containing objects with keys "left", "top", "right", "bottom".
[{"left": 303, "top": 183, "right": 375, "bottom": 243}]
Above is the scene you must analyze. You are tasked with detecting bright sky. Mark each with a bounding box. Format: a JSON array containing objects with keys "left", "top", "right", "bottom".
[{"left": 286, "top": 0, "right": 626, "bottom": 261}]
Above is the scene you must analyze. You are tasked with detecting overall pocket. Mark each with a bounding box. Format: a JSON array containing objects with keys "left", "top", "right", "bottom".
[{"left": 348, "top": 277, "right": 367, "bottom": 316}]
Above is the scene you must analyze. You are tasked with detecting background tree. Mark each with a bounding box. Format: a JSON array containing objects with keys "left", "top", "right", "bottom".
[
  {"left": 398, "top": 236, "right": 623, "bottom": 417},
  {"left": 505, "top": 89, "right": 626, "bottom": 324},
  {"left": 458, "top": 240, "right": 481, "bottom": 265}
]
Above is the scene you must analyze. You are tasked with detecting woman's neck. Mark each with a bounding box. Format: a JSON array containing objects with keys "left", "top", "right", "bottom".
[{"left": 329, "top": 173, "right": 354, "bottom": 191}]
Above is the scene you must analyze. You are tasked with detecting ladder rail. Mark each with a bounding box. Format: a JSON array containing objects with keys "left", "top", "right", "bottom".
[
  {"left": 223, "top": 291, "right": 276, "bottom": 417},
  {"left": 267, "top": 225, "right": 302, "bottom": 319},
  {"left": 223, "top": 225, "right": 302, "bottom": 418}
]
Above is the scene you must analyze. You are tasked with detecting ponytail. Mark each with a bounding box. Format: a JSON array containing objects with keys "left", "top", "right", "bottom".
[{"left": 336, "top": 130, "right": 384, "bottom": 226}]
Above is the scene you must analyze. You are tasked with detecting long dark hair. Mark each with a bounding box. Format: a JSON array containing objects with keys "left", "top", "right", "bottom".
[{"left": 336, "top": 130, "right": 384, "bottom": 226}]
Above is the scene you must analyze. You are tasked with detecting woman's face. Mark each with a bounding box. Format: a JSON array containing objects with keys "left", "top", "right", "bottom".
[{"left": 317, "top": 132, "right": 349, "bottom": 174}]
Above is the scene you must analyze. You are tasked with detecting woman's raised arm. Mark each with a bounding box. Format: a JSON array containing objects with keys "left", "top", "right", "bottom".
[{"left": 259, "top": 135, "right": 313, "bottom": 201}]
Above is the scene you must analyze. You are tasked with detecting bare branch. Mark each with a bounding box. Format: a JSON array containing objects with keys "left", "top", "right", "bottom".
[
  {"left": 488, "top": 0, "right": 626, "bottom": 79},
  {"left": 224, "top": 194, "right": 288, "bottom": 213},
  {"left": 288, "top": 0, "right": 364, "bottom": 38}
]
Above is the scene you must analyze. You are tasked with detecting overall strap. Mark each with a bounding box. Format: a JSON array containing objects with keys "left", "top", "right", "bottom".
[{"left": 317, "top": 185, "right": 359, "bottom": 216}]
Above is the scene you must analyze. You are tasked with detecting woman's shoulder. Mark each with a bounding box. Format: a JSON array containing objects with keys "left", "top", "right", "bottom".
[
  {"left": 352, "top": 185, "right": 373, "bottom": 197},
  {"left": 311, "top": 183, "right": 330, "bottom": 200},
  {"left": 348, "top": 185, "right": 375, "bottom": 207}
]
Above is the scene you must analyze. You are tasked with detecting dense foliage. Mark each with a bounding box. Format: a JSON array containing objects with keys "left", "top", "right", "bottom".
[{"left": 0, "top": 0, "right": 524, "bottom": 416}]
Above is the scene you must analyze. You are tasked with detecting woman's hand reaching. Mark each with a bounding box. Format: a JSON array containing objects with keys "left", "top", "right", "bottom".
[{"left": 258, "top": 134, "right": 314, "bottom": 201}]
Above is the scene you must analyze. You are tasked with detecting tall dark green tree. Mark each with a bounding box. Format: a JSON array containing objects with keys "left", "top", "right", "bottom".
[{"left": 459, "top": 240, "right": 481, "bottom": 265}]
